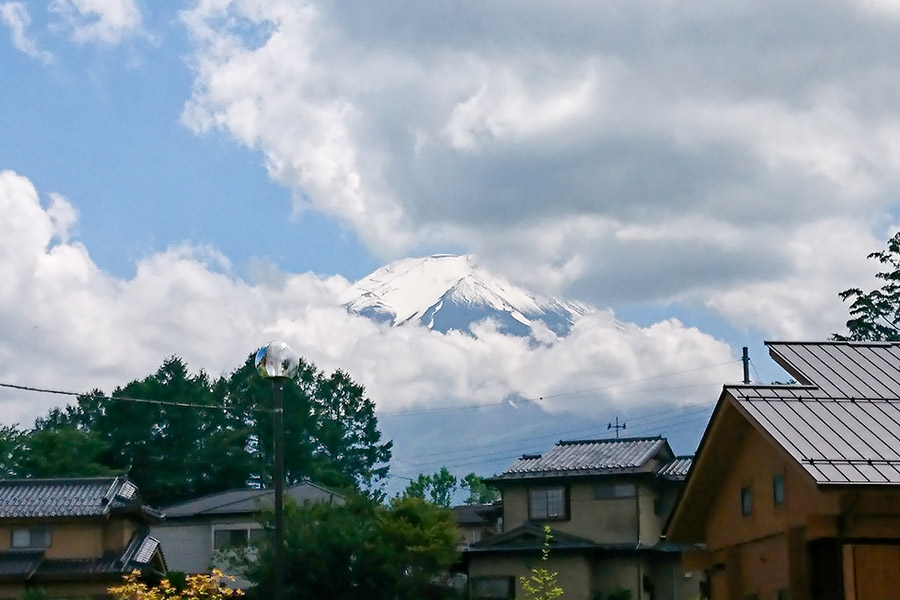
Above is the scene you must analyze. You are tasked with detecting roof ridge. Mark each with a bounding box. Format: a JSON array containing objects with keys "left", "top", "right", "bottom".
[
  {"left": 0, "top": 477, "right": 119, "bottom": 485},
  {"left": 162, "top": 486, "right": 270, "bottom": 512},
  {"left": 557, "top": 435, "right": 662, "bottom": 445}
]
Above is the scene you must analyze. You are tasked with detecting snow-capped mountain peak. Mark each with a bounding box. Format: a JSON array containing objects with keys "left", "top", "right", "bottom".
[{"left": 340, "top": 255, "right": 593, "bottom": 336}]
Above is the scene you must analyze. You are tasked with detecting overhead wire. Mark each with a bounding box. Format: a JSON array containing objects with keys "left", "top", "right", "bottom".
[
  {"left": 0, "top": 382, "right": 268, "bottom": 414},
  {"left": 378, "top": 359, "right": 738, "bottom": 418}
]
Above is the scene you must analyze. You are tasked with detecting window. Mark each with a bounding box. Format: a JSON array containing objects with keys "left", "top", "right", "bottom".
[
  {"left": 528, "top": 487, "right": 568, "bottom": 520},
  {"left": 213, "top": 527, "right": 265, "bottom": 550},
  {"left": 471, "top": 576, "right": 514, "bottom": 599},
  {"left": 773, "top": 474, "right": 785, "bottom": 507},
  {"left": 11, "top": 527, "right": 51, "bottom": 549},
  {"left": 593, "top": 483, "right": 636, "bottom": 499},
  {"left": 740, "top": 486, "right": 753, "bottom": 517}
]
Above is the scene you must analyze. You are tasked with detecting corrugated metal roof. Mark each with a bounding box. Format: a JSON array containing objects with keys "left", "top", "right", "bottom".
[
  {"left": 657, "top": 457, "right": 693, "bottom": 480},
  {"left": 0, "top": 477, "right": 147, "bottom": 519},
  {"left": 768, "top": 341, "right": 900, "bottom": 399},
  {"left": 729, "top": 341, "right": 900, "bottom": 485},
  {"left": 492, "top": 437, "right": 669, "bottom": 480}
]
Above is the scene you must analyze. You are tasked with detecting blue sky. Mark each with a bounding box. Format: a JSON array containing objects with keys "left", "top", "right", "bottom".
[{"left": 2, "top": 0, "right": 899, "bottom": 481}]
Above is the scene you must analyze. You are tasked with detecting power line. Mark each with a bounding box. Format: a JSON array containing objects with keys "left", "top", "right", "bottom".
[
  {"left": 391, "top": 401, "right": 717, "bottom": 474},
  {"left": 378, "top": 359, "right": 737, "bottom": 418},
  {"left": 0, "top": 382, "right": 267, "bottom": 413},
  {"left": 534, "top": 359, "right": 738, "bottom": 401}
]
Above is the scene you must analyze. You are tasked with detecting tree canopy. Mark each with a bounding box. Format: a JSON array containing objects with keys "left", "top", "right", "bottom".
[
  {"left": 835, "top": 232, "right": 900, "bottom": 341},
  {"left": 7, "top": 354, "right": 392, "bottom": 506},
  {"left": 403, "top": 468, "right": 500, "bottom": 507},
  {"left": 245, "top": 493, "right": 459, "bottom": 600}
]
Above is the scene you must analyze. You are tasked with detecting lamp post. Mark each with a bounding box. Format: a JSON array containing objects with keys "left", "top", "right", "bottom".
[{"left": 255, "top": 341, "right": 299, "bottom": 600}]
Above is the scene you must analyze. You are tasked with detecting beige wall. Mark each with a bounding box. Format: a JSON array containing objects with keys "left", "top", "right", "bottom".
[
  {"left": 0, "top": 518, "right": 138, "bottom": 560},
  {"left": 468, "top": 552, "right": 687, "bottom": 600},
  {"left": 593, "top": 556, "right": 640, "bottom": 599},
  {"left": 470, "top": 552, "right": 593, "bottom": 600},
  {"left": 503, "top": 480, "right": 646, "bottom": 544}
]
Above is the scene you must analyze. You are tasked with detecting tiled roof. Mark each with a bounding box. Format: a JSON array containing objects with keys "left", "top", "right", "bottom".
[
  {"left": 0, "top": 477, "right": 159, "bottom": 520},
  {"left": 491, "top": 437, "right": 671, "bottom": 481},
  {"left": 656, "top": 457, "right": 693, "bottom": 480},
  {"left": 729, "top": 341, "right": 900, "bottom": 485},
  {"left": 0, "top": 551, "right": 42, "bottom": 580},
  {"left": 452, "top": 503, "right": 501, "bottom": 526},
  {"left": 468, "top": 524, "right": 684, "bottom": 554},
  {"left": 162, "top": 481, "right": 343, "bottom": 518}
]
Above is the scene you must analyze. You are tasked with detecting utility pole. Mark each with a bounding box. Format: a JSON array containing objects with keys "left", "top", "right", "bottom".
[{"left": 608, "top": 417, "right": 626, "bottom": 439}]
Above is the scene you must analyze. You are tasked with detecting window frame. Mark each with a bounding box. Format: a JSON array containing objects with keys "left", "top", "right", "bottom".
[
  {"left": 593, "top": 483, "right": 636, "bottom": 500},
  {"left": 471, "top": 575, "right": 515, "bottom": 600},
  {"left": 11, "top": 527, "right": 51, "bottom": 549},
  {"left": 773, "top": 473, "right": 785, "bottom": 508},
  {"left": 212, "top": 525, "right": 265, "bottom": 551},
  {"left": 740, "top": 486, "right": 753, "bottom": 517},
  {"left": 527, "top": 486, "right": 569, "bottom": 521}
]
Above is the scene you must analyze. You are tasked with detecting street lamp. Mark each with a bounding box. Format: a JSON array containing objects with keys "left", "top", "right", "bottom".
[{"left": 255, "top": 340, "right": 299, "bottom": 600}]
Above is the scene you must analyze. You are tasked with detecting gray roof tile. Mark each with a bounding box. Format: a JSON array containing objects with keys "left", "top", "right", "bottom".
[
  {"left": 491, "top": 437, "right": 672, "bottom": 480},
  {"left": 657, "top": 457, "right": 693, "bottom": 480},
  {"left": 0, "top": 477, "right": 155, "bottom": 519}
]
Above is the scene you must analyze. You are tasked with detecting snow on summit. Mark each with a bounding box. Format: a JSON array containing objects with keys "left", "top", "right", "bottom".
[{"left": 340, "top": 255, "right": 593, "bottom": 336}]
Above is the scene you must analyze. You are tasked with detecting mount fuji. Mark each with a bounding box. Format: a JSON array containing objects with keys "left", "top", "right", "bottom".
[{"left": 339, "top": 255, "right": 594, "bottom": 337}]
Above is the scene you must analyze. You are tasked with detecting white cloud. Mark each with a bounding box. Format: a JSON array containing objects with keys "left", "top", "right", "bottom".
[
  {"left": 177, "top": 0, "right": 900, "bottom": 340},
  {"left": 50, "top": 0, "right": 141, "bottom": 44},
  {"left": 0, "top": 2, "right": 52, "bottom": 63},
  {"left": 0, "top": 170, "right": 735, "bottom": 428}
]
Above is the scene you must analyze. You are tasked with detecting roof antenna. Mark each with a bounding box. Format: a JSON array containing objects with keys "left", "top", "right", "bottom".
[
  {"left": 608, "top": 417, "right": 626, "bottom": 439},
  {"left": 742, "top": 346, "right": 750, "bottom": 384}
]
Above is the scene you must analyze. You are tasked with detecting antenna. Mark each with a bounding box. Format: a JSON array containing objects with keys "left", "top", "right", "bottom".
[{"left": 608, "top": 417, "right": 626, "bottom": 439}]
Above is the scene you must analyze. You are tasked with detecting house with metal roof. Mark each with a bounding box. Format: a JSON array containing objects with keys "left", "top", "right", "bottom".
[
  {"left": 666, "top": 340, "right": 900, "bottom": 600},
  {"left": 0, "top": 476, "right": 165, "bottom": 598},
  {"left": 151, "top": 481, "right": 342, "bottom": 587},
  {"left": 466, "top": 436, "right": 701, "bottom": 600}
]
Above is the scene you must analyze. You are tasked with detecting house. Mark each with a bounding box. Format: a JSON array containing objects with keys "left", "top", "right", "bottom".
[
  {"left": 453, "top": 503, "right": 502, "bottom": 551},
  {"left": 665, "top": 340, "right": 900, "bottom": 600},
  {"left": 151, "top": 481, "right": 342, "bottom": 586},
  {"left": 0, "top": 476, "right": 166, "bottom": 599},
  {"left": 466, "top": 436, "right": 702, "bottom": 600}
]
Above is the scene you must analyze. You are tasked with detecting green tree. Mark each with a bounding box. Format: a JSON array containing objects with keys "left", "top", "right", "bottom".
[
  {"left": 0, "top": 425, "right": 22, "bottom": 478},
  {"left": 461, "top": 472, "right": 500, "bottom": 504},
  {"left": 835, "top": 232, "right": 900, "bottom": 341},
  {"left": 520, "top": 525, "right": 564, "bottom": 600},
  {"left": 246, "top": 494, "right": 458, "bottom": 600},
  {"left": 24, "top": 353, "right": 391, "bottom": 506},
  {"left": 16, "top": 426, "right": 118, "bottom": 478},
  {"left": 221, "top": 355, "right": 392, "bottom": 493},
  {"left": 403, "top": 467, "right": 458, "bottom": 506}
]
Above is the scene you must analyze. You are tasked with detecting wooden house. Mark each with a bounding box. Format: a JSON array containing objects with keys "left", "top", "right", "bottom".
[{"left": 666, "top": 341, "right": 900, "bottom": 600}]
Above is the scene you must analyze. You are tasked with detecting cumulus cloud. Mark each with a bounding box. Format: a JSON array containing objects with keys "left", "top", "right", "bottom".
[
  {"left": 0, "top": 170, "right": 735, "bottom": 428},
  {"left": 0, "top": 2, "right": 52, "bottom": 62},
  {"left": 50, "top": 0, "right": 141, "bottom": 44},
  {"left": 177, "top": 0, "right": 900, "bottom": 339}
]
